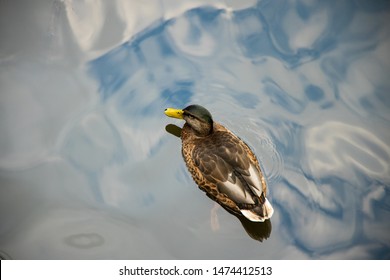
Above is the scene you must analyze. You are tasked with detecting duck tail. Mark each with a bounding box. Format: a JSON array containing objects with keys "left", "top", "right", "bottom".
[{"left": 240, "top": 198, "right": 274, "bottom": 222}]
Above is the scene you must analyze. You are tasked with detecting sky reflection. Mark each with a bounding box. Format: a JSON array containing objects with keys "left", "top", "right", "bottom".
[{"left": 0, "top": 0, "right": 389, "bottom": 259}]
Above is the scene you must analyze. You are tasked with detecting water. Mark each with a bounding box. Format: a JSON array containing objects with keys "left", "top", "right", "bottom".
[{"left": 0, "top": 0, "right": 389, "bottom": 259}]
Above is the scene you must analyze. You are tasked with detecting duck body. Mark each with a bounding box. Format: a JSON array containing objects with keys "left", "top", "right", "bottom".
[{"left": 165, "top": 105, "right": 274, "bottom": 222}]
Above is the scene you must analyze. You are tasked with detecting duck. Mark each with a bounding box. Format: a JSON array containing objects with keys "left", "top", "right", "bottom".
[{"left": 164, "top": 104, "right": 274, "bottom": 222}]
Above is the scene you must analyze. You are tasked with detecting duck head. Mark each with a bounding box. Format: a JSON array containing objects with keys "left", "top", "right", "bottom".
[{"left": 165, "top": 104, "right": 213, "bottom": 137}]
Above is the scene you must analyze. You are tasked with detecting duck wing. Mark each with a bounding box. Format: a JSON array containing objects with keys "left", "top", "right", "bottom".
[{"left": 192, "top": 131, "right": 264, "bottom": 205}]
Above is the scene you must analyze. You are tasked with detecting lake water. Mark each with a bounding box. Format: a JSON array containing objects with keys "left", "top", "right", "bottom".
[{"left": 0, "top": 0, "right": 389, "bottom": 259}]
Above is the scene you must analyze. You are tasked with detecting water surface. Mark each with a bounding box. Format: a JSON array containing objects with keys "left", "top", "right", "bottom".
[{"left": 0, "top": 0, "right": 389, "bottom": 259}]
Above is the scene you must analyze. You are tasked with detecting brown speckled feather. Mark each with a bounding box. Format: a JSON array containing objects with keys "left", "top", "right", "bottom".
[{"left": 181, "top": 122, "right": 268, "bottom": 216}]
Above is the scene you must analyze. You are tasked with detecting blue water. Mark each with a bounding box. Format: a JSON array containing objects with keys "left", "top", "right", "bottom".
[{"left": 0, "top": 0, "right": 389, "bottom": 259}]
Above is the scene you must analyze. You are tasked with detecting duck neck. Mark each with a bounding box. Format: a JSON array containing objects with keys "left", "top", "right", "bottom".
[
  {"left": 182, "top": 122, "right": 213, "bottom": 139},
  {"left": 195, "top": 121, "right": 213, "bottom": 137}
]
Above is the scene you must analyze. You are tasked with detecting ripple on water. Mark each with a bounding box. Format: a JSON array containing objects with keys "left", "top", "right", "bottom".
[
  {"left": 256, "top": 133, "right": 284, "bottom": 187},
  {"left": 64, "top": 233, "right": 105, "bottom": 249},
  {"left": 1, "top": 1, "right": 389, "bottom": 260},
  {"left": 0, "top": 250, "right": 12, "bottom": 260}
]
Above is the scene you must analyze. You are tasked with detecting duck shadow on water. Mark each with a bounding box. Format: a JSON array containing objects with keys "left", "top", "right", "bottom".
[{"left": 165, "top": 124, "right": 272, "bottom": 242}]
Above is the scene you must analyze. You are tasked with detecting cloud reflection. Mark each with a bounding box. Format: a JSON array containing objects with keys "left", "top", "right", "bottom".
[{"left": 1, "top": 0, "right": 389, "bottom": 259}]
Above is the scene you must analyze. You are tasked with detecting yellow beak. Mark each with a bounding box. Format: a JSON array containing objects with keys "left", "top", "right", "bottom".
[{"left": 164, "top": 108, "right": 184, "bottom": 119}]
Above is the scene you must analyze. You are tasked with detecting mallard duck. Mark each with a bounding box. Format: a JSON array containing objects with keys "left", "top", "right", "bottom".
[{"left": 164, "top": 104, "right": 274, "bottom": 222}]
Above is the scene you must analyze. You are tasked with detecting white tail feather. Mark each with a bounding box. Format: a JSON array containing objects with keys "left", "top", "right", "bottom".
[{"left": 240, "top": 198, "right": 274, "bottom": 222}]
